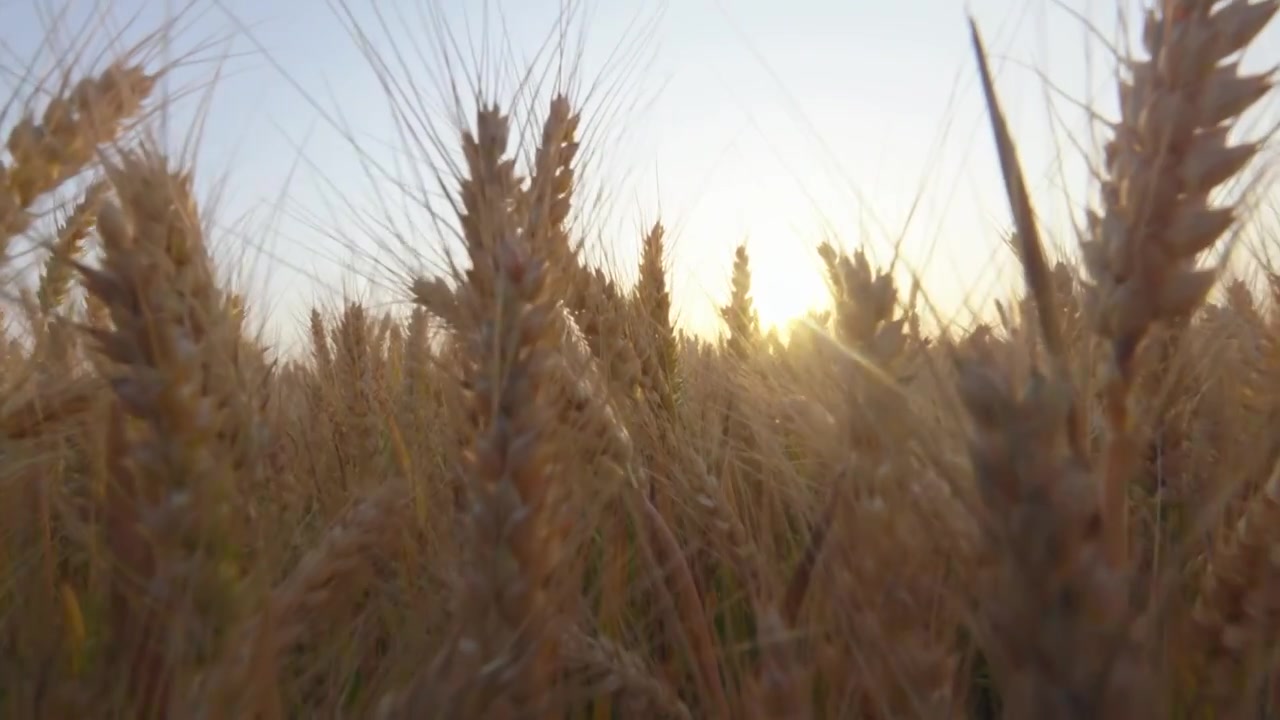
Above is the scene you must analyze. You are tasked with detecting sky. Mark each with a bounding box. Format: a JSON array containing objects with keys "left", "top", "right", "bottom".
[{"left": 5, "top": 0, "right": 1280, "bottom": 348}]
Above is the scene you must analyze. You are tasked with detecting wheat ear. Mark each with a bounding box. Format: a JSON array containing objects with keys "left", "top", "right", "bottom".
[
  {"left": 445, "top": 103, "right": 565, "bottom": 718},
  {"left": 76, "top": 147, "right": 244, "bottom": 717},
  {"left": 2, "top": 62, "right": 156, "bottom": 252},
  {"left": 1081, "top": 0, "right": 1279, "bottom": 566}
]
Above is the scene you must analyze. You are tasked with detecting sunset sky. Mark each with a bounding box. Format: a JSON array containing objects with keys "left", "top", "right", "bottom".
[{"left": 6, "top": 0, "right": 1280, "bottom": 345}]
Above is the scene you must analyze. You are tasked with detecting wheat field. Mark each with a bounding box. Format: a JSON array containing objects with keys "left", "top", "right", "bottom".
[{"left": 5, "top": 1, "right": 1280, "bottom": 718}]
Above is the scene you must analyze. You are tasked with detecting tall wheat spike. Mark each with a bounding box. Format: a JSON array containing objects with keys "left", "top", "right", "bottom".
[
  {"left": 1081, "top": 0, "right": 1279, "bottom": 566},
  {"left": 76, "top": 146, "right": 246, "bottom": 717}
]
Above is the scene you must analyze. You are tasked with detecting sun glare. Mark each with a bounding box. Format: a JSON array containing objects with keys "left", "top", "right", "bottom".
[
  {"left": 671, "top": 178, "right": 836, "bottom": 338},
  {"left": 746, "top": 239, "right": 830, "bottom": 334}
]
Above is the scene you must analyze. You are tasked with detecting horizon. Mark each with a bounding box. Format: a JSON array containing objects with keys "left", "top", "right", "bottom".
[{"left": 5, "top": 0, "right": 1280, "bottom": 351}]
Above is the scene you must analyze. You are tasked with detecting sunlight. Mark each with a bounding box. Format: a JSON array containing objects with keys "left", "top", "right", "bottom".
[
  {"left": 749, "top": 239, "right": 830, "bottom": 333},
  {"left": 666, "top": 169, "right": 835, "bottom": 338}
]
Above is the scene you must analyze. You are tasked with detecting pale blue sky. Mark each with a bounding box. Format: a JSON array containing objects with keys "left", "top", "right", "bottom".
[{"left": 6, "top": 0, "right": 1280, "bottom": 346}]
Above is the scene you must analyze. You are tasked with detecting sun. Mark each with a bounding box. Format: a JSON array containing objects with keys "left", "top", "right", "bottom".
[
  {"left": 674, "top": 171, "right": 836, "bottom": 338},
  {"left": 746, "top": 239, "right": 830, "bottom": 334}
]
